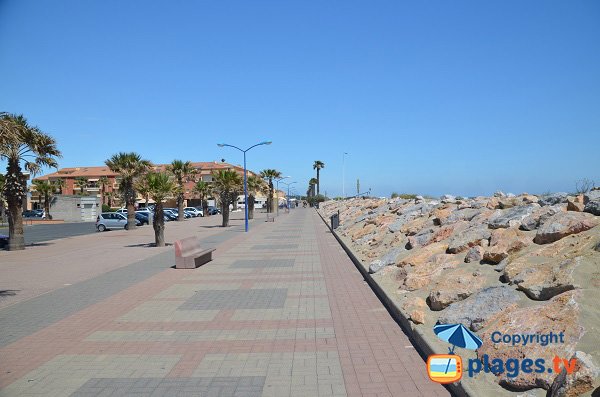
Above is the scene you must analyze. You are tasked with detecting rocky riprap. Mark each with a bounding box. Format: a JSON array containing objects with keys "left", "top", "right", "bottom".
[{"left": 319, "top": 190, "right": 600, "bottom": 396}]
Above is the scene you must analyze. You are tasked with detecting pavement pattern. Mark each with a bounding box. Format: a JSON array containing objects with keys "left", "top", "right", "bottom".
[{"left": 0, "top": 209, "right": 449, "bottom": 396}]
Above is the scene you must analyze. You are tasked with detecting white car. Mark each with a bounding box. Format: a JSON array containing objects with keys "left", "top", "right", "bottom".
[{"left": 184, "top": 207, "right": 203, "bottom": 217}]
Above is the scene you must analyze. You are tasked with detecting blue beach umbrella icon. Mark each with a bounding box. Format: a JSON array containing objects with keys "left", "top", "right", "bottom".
[
  {"left": 434, "top": 323, "right": 483, "bottom": 353},
  {"left": 433, "top": 323, "right": 483, "bottom": 375}
]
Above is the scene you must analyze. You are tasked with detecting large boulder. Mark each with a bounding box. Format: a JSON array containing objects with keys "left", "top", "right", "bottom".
[
  {"left": 447, "top": 225, "right": 491, "bottom": 254},
  {"left": 488, "top": 204, "right": 540, "bottom": 229},
  {"left": 478, "top": 291, "right": 584, "bottom": 390},
  {"left": 503, "top": 257, "right": 579, "bottom": 300},
  {"left": 350, "top": 223, "right": 376, "bottom": 241},
  {"left": 533, "top": 212, "right": 600, "bottom": 244},
  {"left": 483, "top": 228, "right": 530, "bottom": 264},
  {"left": 566, "top": 195, "right": 585, "bottom": 212},
  {"left": 548, "top": 351, "right": 599, "bottom": 397},
  {"left": 538, "top": 192, "right": 569, "bottom": 206},
  {"left": 437, "top": 285, "right": 521, "bottom": 331},
  {"left": 440, "top": 208, "right": 482, "bottom": 225},
  {"left": 427, "top": 270, "right": 486, "bottom": 310},
  {"left": 520, "top": 204, "right": 565, "bottom": 231},
  {"left": 464, "top": 246, "right": 484, "bottom": 263},
  {"left": 583, "top": 190, "right": 600, "bottom": 216},
  {"left": 402, "top": 296, "right": 427, "bottom": 325},
  {"left": 368, "top": 246, "right": 405, "bottom": 273}
]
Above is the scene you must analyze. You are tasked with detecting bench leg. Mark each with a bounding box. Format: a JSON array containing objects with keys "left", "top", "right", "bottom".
[{"left": 194, "top": 252, "right": 213, "bottom": 267}]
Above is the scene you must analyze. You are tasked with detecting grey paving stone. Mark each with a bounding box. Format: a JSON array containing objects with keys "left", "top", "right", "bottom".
[
  {"left": 251, "top": 244, "right": 299, "bottom": 250},
  {"left": 230, "top": 259, "right": 295, "bottom": 268},
  {"left": 70, "top": 377, "right": 265, "bottom": 397},
  {"left": 179, "top": 288, "right": 288, "bottom": 310}
]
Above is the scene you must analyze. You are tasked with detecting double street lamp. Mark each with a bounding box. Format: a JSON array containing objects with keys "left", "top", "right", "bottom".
[
  {"left": 280, "top": 181, "right": 297, "bottom": 212},
  {"left": 275, "top": 176, "right": 290, "bottom": 216},
  {"left": 217, "top": 141, "right": 272, "bottom": 232}
]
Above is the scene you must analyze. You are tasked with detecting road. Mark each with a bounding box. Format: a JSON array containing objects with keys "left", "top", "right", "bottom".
[{"left": 0, "top": 222, "right": 97, "bottom": 245}]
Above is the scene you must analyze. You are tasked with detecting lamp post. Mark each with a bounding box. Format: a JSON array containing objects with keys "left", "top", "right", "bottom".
[
  {"left": 275, "top": 176, "right": 290, "bottom": 216},
  {"left": 342, "top": 152, "right": 348, "bottom": 199},
  {"left": 280, "top": 181, "right": 297, "bottom": 212},
  {"left": 217, "top": 141, "right": 272, "bottom": 232}
]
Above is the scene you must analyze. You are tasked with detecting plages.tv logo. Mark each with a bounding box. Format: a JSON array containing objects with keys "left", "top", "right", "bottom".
[
  {"left": 426, "top": 323, "right": 579, "bottom": 384},
  {"left": 426, "top": 323, "right": 481, "bottom": 384}
]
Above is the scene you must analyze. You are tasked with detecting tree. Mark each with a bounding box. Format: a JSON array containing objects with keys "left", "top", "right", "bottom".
[
  {"left": 50, "top": 178, "right": 65, "bottom": 195},
  {"left": 167, "top": 160, "right": 196, "bottom": 221},
  {"left": 259, "top": 169, "right": 282, "bottom": 213},
  {"left": 135, "top": 175, "right": 151, "bottom": 208},
  {"left": 247, "top": 175, "right": 267, "bottom": 220},
  {"left": 74, "top": 176, "right": 88, "bottom": 195},
  {"left": 313, "top": 160, "right": 325, "bottom": 195},
  {"left": 98, "top": 176, "right": 110, "bottom": 205},
  {"left": 308, "top": 178, "right": 318, "bottom": 197},
  {"left": 0, "top": 113, "right": 61, "bottom": 250},
  {"left": 32, "top": 180, "right": 54, "bottom": 219},
  {"left": 105, "top": 152, "right": 151, "bottom": 230},
  {"left": 211, "top": 169, "right": 242, "bottom": 227},
  {"left": 0, "top": 174, "right": 6, "bottom": 223},
  {"left": 145, "top": 172, "right": 176, "bottom": 247},
  {"left": 193, "top": 180, "right": 211, "bottom": 217}
]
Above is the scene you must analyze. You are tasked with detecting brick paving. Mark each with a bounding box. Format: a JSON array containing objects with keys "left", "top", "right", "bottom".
[{"left": 0, "top": 209, "right": 449, "bottom": 396}]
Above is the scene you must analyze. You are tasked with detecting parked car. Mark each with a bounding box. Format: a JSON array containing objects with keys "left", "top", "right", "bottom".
[
  {"left": 166, "top": 208, "right": 191, "bottom": 219},
  {"left": 206, "top": 206, "right": 221, "bottom": 215},
  {"left": 135, "top": 212, "right": 149, "bottom": 225},
  {"left": 23, "top": 210, "right": 43, "bottom": 218},
  {"left": 96, "top": 212, "right": 141, "bottom": 231},
  {"left": 184, "top": 207, "right": 203, "bottom": 217},
  {"left": 162, "top": 209, "right": 178, "bottom": 221}
]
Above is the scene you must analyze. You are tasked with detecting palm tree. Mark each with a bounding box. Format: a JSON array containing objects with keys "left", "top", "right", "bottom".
[
  {"left": 193, "top": 180, "right": 211, "bottom": 217},
  {"left": 211, "top": 169, "right": 242, "bottom": 227},
  {"left": 247, "top": 175, "right": 267, "bottom": 220},
  {"left": 32, "top": 180, "right": 54, "bottom": 220},
  {"left": 145, "top": 172, "right": 176, "bottom": 247},
  {"left": 0, "top": 113, "right": 61, "bottom": 250},
  {"left": 167, "top": 160, "right": 197, "bottom": 221},
  {"left": 98, "top": 176, "right": 109, "bottom": 205},
  {"left": 259, "top": 169, "right": 282, "bottom": 213},
  {"left": 0, "top": 173, "right": 6, "bottom": 223},
  {"left": 313, "top": 160, "right": 325, "bottom": 195},
  {"left": 105, "top": 191, "right": 114, "bottom": 208},
  {"left": 105, "top": 152, "right": 151, "bottom": 230},
  {"left": 135, "top": 176, "right": 151, "bottom": 208},
  {"left": 309, "top": 178, "right": 318, "bottom": 197},
  {"left": 52, "top": 178, "right": 65, "bottom": 194},
  {"left": 74, "top": 176, "right": 88, "bottom": 195}
]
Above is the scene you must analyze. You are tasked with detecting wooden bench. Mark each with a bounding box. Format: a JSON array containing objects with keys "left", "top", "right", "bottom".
[{"left": 174, "top": 237, "right": 215, "bottom": 269}]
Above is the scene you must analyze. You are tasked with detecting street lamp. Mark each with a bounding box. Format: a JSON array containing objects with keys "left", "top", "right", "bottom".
[
  {"left": 280, "top": 181, "right": 297, "bottom": 212},
  {"left": 217, "top": 141, "right": 272, "bottom": 232},
  {"left": 275, "top": 176, "right": 290, "bottom": 216},
  {"left": 342, "top": 152, "right": 349, "bottom": 198}
]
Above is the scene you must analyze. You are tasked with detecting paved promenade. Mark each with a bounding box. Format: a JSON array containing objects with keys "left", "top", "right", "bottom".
[{"left": 0, "top": 209, "right": 448, "bottom": 396}]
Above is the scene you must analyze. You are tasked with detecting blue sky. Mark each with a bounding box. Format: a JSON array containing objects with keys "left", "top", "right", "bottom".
[{"left": 1, "top": 1, "right": 599, "bottom": 198}]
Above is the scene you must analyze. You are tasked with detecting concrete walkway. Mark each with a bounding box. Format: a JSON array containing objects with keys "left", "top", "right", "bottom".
[{"left": 0, "top": 209, "right": 448, "bottom": 396}]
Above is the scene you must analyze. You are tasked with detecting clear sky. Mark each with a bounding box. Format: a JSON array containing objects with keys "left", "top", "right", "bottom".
[{"left": 1, "top": 1, "right": 599, "bottom": 198}]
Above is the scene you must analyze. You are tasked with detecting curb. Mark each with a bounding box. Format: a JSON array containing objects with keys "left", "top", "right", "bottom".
[{"left": 316, "top": 210, "right": 474, "bottom": 397}]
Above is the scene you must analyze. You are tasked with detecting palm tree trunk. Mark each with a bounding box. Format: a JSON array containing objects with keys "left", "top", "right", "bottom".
[
  {"left": 248, "top": 194, "right": 255, "bottom": 219},
  {"left": 6, "top": 160, "right": 25, "bottom": 250},
  {"left": 220, "top": 194, "right": 230, "bottom": 227},
  {"left": 177, "top": 192, "right": 184, "bottom": 221},
  {"left": 317, "top": 169, "right": 320, "bottom": 195},
  {"left": 153, "top": 203, "right": 165, "bottom": 247},
  {"left": 44, "top": 194, "right": 52, "bottom": 220},
  {"left": 202, "top": 198, "right": 209, "bottom": 217},
  {"left": 125, "top": 181, "right": 137, "bottom": 230},
  {"left": 268, "top": 180, "right": 275, "bottom": 213},
  {"left": 101, "top": 187, "right": 105, "bottom": 205}
]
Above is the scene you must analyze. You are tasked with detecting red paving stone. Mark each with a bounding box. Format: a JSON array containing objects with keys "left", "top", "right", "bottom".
[{"left": 0, "top": 209, "right": 449, "bottom": 396}]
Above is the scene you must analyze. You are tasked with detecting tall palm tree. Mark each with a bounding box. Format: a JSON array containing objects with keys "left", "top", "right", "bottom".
[
  {"left": 211, "top": 169, "right": 242, "bottom": 227},
  {"left": 193, "top": 180, "right": 211, "bottom": 217},
  {"left": 247, "top": 175, "right": 267, "bottom": 220},
  {"left": 74, "top": 176, "right": 88, "bottom": 195},
  {"left": 145, "top": 172, "right": 176, "bottom": 247},
  {"left": 167, "top": 160, "right": 196, "bottom": 221},
  {"left": 259, "top": 169, "right": 282, "bottom": 213},
  {"left": 0, "top": 113, "right": 61, "bottom": 250},
  {"left": 32, "top": 180, "right": 54, "bottom": 220},
  {"left": 105, "top": 152, "right": 151, "bottom": 230},
  {"left": 98, "top": 176, "right": 109, "bottom": 205},
  {"left": 313, "top": 160, "right": 325, "bottom": 195},
  {"left": 0, "top": 173, "right": 6, "bottom": 223}
]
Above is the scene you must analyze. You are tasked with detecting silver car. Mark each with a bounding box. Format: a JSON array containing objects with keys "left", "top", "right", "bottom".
[{"left": 96, "top": 212, "right": 140, "bottom": 231}]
